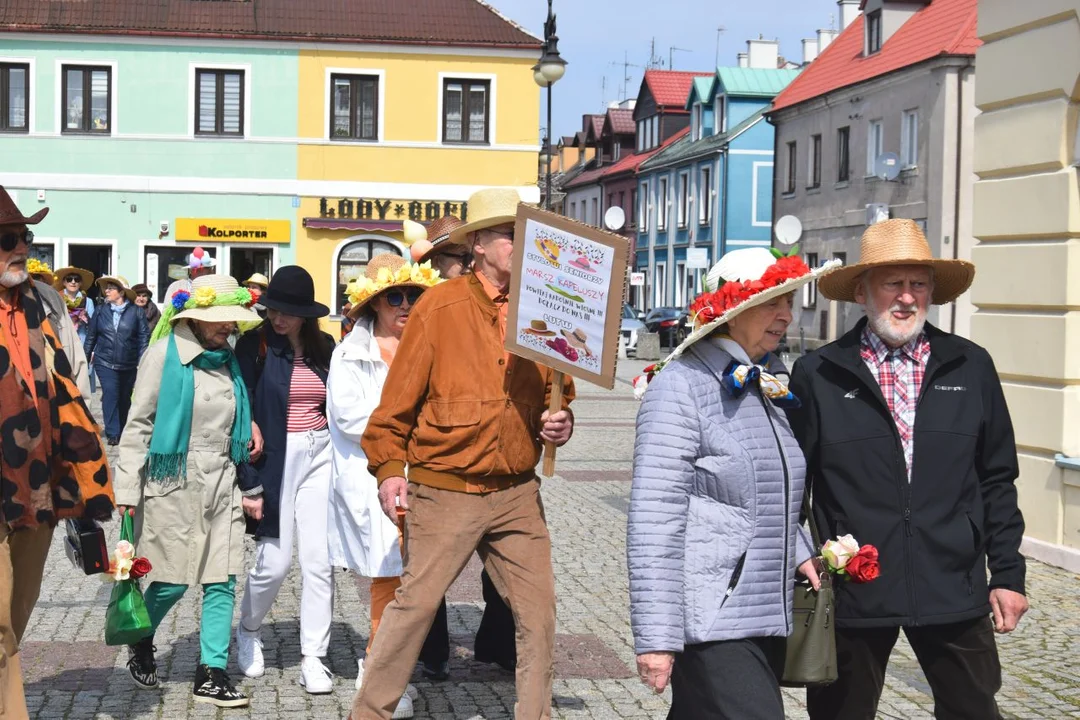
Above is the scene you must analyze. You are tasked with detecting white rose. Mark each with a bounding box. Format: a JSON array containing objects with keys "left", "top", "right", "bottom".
[{"left": 822, "top": 534, "right": 860, "bottom": 571}]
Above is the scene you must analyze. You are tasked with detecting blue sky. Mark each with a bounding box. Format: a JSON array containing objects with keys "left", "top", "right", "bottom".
[{"left": 484, "top": 0, "right": 841, "bottom": 139}]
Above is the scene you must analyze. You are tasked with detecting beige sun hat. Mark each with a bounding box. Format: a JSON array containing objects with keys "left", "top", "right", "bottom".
[
  {"left": 243, "top": 272, "right": 270, "bottom": 289},
  {"left": 96, "top": 275, "right": 137, "bottom": 303},
  {"left": 345, "top": 253, "right": 442, "bottom": 320},
  {"left": 447, "top": 188, "right": 523, "bottom": 246},
  {"left": 53, "top": 266, "right": 94, "bottom": 292},
  {"left": 171, "top": 274, "right": 262, "bottom": 325},
  {"left": 818, "top": 219, "right": 975, "bottom": 305}
]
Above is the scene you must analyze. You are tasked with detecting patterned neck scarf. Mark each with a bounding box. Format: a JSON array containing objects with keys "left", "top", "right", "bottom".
[{"left": 713, "top": 335, "right": 800, "bottom": 409}]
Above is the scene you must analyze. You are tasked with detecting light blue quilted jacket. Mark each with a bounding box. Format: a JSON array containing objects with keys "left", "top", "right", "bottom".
[{"left": 628, "top": 338, "right": 814, "bottom": 654}]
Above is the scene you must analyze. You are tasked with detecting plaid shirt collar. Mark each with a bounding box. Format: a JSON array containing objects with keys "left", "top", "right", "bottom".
[{"left": 860, "top": 326, "right": 930, "bottom": 368}]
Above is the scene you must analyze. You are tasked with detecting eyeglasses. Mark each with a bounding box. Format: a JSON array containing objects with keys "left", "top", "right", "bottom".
[
  {"left": 0, "top": 230, "right": 33, "bottom": 252},
  {"left": 64, "top": 275, "right": 82, "bottom": 283},
  {"left": 384, "top": 287, "right": 424, "bottom": 307}
]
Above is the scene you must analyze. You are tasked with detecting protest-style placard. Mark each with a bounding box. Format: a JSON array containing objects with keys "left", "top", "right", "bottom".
[{"left": 505, "top": 205, "right": 630, "bottom": 475}]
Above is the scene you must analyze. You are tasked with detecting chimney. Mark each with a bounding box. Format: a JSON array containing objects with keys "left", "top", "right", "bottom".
[
  {"left": 737, "top": 52, "right": 749, "bottom": 68},
  {"left": 802, "top": 38, "right": 819, "bottom": 65},
  {"left": 746, "top": 37, "right": 779, "bottom": 70},
  {"left": 837, "top": 0, "right": 861, "bottom": 29},
  {"left": 817, "top": 28, "right": 838, "bottom": 53}
]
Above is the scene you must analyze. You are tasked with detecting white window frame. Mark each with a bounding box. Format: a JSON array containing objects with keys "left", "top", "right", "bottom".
[
  {"left": 60, "top": 237, "right": 119, "bottom": 277},
  {"left": 437, "top": 71, "right": 497, "bottom": 145},
  {"left": 55, "top": 59, "right": 118, "bottom": 135},
  {"left": 0, "top": 56, "right": 36, "bottom": 134},
  {"left": 802, "top": 252, "right": 819, "bottom": 308},
  {"left": 675, "top": 261, "right": 688, "bottom": 308},
  {"left": 714, "top": 95, "right": 725, "bottom": 135},
  {"left": 329, "top": 233, "right": 408, "bottom": 315},
  {"left": 901, "top": 109, "right": 918, "bottom": 168},
  {"left": 691, "top": 104, "right": 702, "bottom": 141},
  {"left": 867, "top": 119, "right": 884, "bottom": 176},
  {"left": 654, "top": 260, "right": 668, "bottom": 308},
  {"left": 636, "top": 121, "right": 644, "bottom": 152},
  {"left": 323, "top": 67, "right": 386, "bottom": 143},
  {"left": 698, "top": 166, "right": 712, "bottom": 225},
  {"left": 809, "top": 133, "right": 822, "bottom": 189},
  {"left": 657, "top": 176, "right": 669, "bottom": 231},
  {"left": 640, "top": 180, "right": 651, "bottom": 232},
  {"left": 188, "top": 62, "right": 251, "bottom": 139},
  {"left": 677, "top": 171, "right": 690, "bottom": 229}
]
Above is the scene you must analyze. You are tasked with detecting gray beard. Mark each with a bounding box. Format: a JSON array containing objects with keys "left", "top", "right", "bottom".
[
  {"left": 865, "top": 296, "right": 927, "bottom": 347},
  {"left": 0, "top": 269, "right": 28, "bottom": 288}
]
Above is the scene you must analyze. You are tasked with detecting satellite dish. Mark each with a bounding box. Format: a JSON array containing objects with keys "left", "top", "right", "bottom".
[
  {"left": 774, "top": 215, "right": 803, "bottom": 246},
  {"left": 875, "top": 152, "right": 902, "bottom": 181},
  {"left": 604, "top": 206, "right": 626, "bottom": 231}
]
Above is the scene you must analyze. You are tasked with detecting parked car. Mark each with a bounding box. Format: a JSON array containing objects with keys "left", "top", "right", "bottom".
[
  {"left": 621, "top": 303, "right": 646, "bottom": 354},
  {"left": 644, "top": 307, "right": 690, "bottom": 349}
]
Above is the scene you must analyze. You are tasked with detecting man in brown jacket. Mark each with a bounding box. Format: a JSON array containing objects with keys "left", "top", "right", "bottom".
[{"left": 353, "top": 189, "right": 574, "bottom": 720}]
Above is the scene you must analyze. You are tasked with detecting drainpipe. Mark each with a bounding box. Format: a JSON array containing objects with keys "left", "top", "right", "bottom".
[
  {"left": 951, "top": 60, "right": 973, "bottom": 334},
  {"left": 720, "top": 150, "right": 730, "bottom": 258}
]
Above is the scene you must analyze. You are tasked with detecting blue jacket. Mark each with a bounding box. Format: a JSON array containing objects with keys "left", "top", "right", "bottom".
[
  {"left": 236, "top": 326, "right": 334, "bottom": 538},
  {"left": 83, "top": 302, "right": 149, "bottom": 371}
]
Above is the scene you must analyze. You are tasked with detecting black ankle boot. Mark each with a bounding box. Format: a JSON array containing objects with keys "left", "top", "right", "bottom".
[
  {"left": 193, "top": 664, "right": 249, "bottom": 708},
  {"left": 127, "top": 635, "right": 158, "bottom": 689}
]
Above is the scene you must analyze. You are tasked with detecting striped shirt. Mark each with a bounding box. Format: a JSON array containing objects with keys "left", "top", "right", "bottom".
[{"left": 286, "top": 355, "right": 328, "bottom": 432}]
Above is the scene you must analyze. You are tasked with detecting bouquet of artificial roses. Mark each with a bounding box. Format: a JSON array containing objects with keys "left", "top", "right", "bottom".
[{"left": 821, "top": 534, "right": 880, "bottom": 583}]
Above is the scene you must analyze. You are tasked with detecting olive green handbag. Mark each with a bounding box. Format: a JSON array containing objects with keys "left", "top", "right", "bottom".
[{"left": 780, "top": 492, "right": 838, "bottom": 687}]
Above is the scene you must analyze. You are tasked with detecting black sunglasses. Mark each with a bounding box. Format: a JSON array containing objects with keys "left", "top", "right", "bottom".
[
  {"left": 384, "top": 287, "right": 424, "bottom": 307},
  {"left": 64, "top": 274, "right": 82, "bottom": 283},
  {"left": 0, "top": 230, "right": 33, "bottom": 252}
]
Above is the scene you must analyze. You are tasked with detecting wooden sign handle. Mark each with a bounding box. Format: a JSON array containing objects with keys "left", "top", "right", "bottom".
[{"left": 542, "top": 370, "right": 565, "bottom": 477}]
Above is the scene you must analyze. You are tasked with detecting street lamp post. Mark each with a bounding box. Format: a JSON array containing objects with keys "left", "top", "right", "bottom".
[{"left": 534, "top": 0, "right": 567, "bottom": 211}]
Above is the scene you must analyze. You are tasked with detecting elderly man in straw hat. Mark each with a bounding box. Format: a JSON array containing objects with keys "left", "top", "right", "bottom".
[
  {"left": 787, "top": 219, "right": 1027, "bottom": 720},
  {"left": 0, "top": 186, "right": 114, "bottom": 718},
  {"left": 353, "top": 188, "right": 575, "bottom": 720}
]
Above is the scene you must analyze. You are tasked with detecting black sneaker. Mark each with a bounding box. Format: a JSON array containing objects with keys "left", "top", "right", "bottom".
[
  {"left": 127, "top": 636, "right": 158, "bottom": 689},
  {"left": 422, "top": 659, "right": 450, "bottom": 682},
  {"left": 193, "top": 664, "right": 249, "bottom": 708}
]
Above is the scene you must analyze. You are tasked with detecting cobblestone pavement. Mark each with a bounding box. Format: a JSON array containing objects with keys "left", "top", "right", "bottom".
[{"left": 19, "top": 360, "right": 1080, "bottom": 719}]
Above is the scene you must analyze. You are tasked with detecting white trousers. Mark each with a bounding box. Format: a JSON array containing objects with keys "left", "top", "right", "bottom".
[{"left": 240, "top": 428, "right": 334, "bottom": 657}]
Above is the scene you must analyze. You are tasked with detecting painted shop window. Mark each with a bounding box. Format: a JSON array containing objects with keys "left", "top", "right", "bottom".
[
  {"left": 61, "top": 65, "right": 110, "bottom": 134},
  {"left": 0, "top": 63, "right": 30, "bottom": 133},
  {"left": 809, "top": 134, "right": 822, "bottom": 189},
  {"left": 443, "top": 79, "right": 490, "bottom": 145},
  {"left": 698, "top": 166, "right": 712, "bottom": 225},
  {"left": 786, "top": 141, "right": 797, "bottom": 194},
  {"left": 196, "top": 69, "right": 244, "bottom": 137},
  {"left": 336, "top": 238, "right": 402, "bottom": 314},
  {"left": 331, "top": 74, "right": 379, "bottom": 141},
  {"left": 837, "top": 126, "right": 850, "bottom": 183}
]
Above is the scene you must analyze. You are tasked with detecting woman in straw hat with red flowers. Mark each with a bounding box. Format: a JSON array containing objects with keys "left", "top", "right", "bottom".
[{"left": 629, "top": 247, "right": 840, "bottom": 719}]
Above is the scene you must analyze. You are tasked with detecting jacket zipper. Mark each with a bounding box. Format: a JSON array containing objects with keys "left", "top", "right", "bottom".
[
  {"left": 761, "top": 398, "right": 793, "bottom": 636},
  {"left": 722, "top": 553, "right": 747, "bottom": 605}
]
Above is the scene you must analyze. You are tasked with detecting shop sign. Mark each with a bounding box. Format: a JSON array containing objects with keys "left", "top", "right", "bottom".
[
  {"left": 175, "top": 218, "right": 291, "bottom": 244},
  {"left": 317, "top": 197, "right": 469, "bottom": 223}
]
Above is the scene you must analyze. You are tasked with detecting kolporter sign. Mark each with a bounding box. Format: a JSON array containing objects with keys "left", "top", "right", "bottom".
[{"left": 175, "top": 218, "right": 291, "bottom": 244}]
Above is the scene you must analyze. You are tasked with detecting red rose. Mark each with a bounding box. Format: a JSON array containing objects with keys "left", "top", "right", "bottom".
[
  {"left": 129, "top": 557, "right": 152, "bottom": 580},
  {"left": 844, "top": 545, "right": 880, "bottom": 584}
]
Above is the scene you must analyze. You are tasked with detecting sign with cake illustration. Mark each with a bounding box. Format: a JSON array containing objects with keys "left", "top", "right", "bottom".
[{"left": 506, "top": 204, "right": 630, "bottom": 391}]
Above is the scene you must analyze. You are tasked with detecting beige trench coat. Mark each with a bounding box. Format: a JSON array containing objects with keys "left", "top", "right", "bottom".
[{"left": 113, "top": 321, "right": 246, "bottom": 586}]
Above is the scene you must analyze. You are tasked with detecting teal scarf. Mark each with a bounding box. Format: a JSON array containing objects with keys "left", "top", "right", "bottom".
[{"left": 145, "top": 333, "right": 252, "bottom": 483}]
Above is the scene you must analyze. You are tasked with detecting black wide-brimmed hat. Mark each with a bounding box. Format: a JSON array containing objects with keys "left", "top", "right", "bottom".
[{"left": 259, "top": 265, "right": 329, "bottom": 318}]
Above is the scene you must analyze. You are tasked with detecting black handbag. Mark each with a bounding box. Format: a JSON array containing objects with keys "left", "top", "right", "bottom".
[
  {"left": 64, "top": 518, "right": 109, "bottom": 575},
  {"left": 780, "top": 492, "right": 838, "bottom": 687}
]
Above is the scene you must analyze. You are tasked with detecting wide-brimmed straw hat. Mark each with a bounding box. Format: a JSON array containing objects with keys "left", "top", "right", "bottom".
[
  {"left": 26, "top": 258, "right": 55, "bottom": 286},
  {"left": 96, "top": 275, "right": 137, "bottom": 303},
  {"left": 53, "top": 266, "right": 94, "bottom": 292},
  {"left": 259, "top": 266, "right": 329, "bottom": 318},
  {"left": 818, "top": 219, "right": 975, "bottom": 305},
  {"left": 411, "top": 215, "right": 468, "bottom": 264},
  {"left": 447, "top": 188, "right": 522, "bottom": 246},
  {"left": 663, "top": 248, "right": 842, "bottom": 364},
  {"left": 170, "top": 274, "right": 262, "bottom": 325},
  {"left": 345, "top": 254, "right": 441, "bottom": 320},
  {"left": 0, "top": 186, "right": 48, "bottom": 226}
]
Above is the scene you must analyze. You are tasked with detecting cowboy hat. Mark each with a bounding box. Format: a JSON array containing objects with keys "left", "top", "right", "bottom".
[
  {"left": 818, "top": 219, "right": 975, "bottom": 305},
  {"left": 345, "top": 253, "right": 441, "bottom": 320},
  {"left": 26, "top": 258, "right": 55, "bottom": 286},
  {"left": 96, "top": 275, "right": 137, "bottom": 303},
  {"left": 411, "top": 215, "right": 468, "bottom": 264},
  {"left": 447, "top": 189, "right": 522, "bottom": 246},
  {"left": 171, "top": 274, "right": 262, "bottom": 325},
  {"left": 259, "top": 265, "right": 329, "bottom": 318},
  {"left": 0, "top": 186, "right": 48, "bottom": 226},
  {"left": 242, "top": 272, "right": 270, "bottom": 289},
  {"left": 53, "top": 266, "right": 94, "bottom": 292},
  {"left": 664, "top": 248, "right": 842, "bottom": 364}
]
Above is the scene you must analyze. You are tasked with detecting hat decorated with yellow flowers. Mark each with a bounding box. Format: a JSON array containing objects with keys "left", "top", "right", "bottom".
[
  {"left": 345, "top": 254, "right": 441, "bottom": 320},
  {"left": 26, "top": 257, "right": 55, "bottom": 286}
]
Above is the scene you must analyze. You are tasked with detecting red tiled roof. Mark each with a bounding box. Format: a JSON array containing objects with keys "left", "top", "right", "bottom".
[
  {"left": 771, "top": 0, "right": 978, "bottom": 112},
  {"left": 563, "top": 165, "right": 607, "bottom": 190},
  {"left": 644, "top": 70, "right": 714, "bottom": 109},
  {"left": 600, "top": 127, "right": 690, "bottom": 180},
  {"left": 0, "top": 0, "right": 540, "bottom": 48},
  {"left": 589, "top": 115, "right": 605, "bottom": 139},
  {"left": 606, "top": 108, "right": 635, "bottom": 135}
]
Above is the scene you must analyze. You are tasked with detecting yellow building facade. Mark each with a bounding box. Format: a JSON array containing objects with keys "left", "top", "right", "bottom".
[{"left": 293, "top": 47, "right": 542, "bottom": 320}]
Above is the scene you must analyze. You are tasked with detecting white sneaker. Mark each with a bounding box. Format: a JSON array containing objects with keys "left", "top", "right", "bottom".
[
  {"left": 235, "top": 626, "right": 264, "bottom": 678},
  {"left": 355, "top": 658, "right": 418, "bottom": 700},
  {"left": 391, "top": 692, "right": 415, "bottom": 719},
  {"left": 299, "top": 656, "right": 333, "bottom": 694}
]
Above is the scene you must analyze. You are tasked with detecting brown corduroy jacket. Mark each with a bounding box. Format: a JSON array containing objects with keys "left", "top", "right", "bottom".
[{"left": 362, "top": 273, "right": 575, "bottom": 492}]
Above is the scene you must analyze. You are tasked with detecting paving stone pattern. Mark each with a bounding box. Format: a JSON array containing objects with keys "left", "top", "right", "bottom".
[{"left": 19, "top": 364, "right": 1080, "bottom": 718}]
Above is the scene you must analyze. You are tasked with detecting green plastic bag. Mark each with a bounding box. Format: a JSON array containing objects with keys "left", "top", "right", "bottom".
[{"left": 104, "top": 514, "right": 152, "bottom": 646}]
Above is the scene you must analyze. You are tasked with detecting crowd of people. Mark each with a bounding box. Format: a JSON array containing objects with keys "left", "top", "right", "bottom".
[{"left": 0, "top": 178, "right": 1029, "bottom": 720}]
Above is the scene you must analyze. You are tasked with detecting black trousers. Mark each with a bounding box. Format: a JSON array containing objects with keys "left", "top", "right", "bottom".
[
  {"left": 473, "top": 568, "right": 517, "bottom": 668},
  {"left": 418, "top": 597, "right": 450, "bottom": 666},
  {"left": 667, "top": 636, "right": 786, "bottom": 720},
  {"left": 807, "top": 616, "right": 1002, "bottom": 720}
]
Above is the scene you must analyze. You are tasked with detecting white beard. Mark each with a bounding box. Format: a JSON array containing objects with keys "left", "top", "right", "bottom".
[
  {"left": 865, "top": 293, "right": 927, "bottom": 347},
  {"left": 0, "top": 269, "right": 28, "bottom": 288}
]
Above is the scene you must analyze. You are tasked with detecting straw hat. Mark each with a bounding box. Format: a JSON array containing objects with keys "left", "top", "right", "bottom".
[
  {"left": 412, "top": 215, "right": 467, "bottom": 263},
  {"left": 171, "top": 274, "right": 262, "bottom": 325},
  {"left": 818, "top": 219, "right": 975, "bottom": 305},
  {"left": 664, "top": 248, "right": 842, "bottom": 364},
  {"left": 447, "top": 188, "right": 523, "bottom": 246},
  {"left": 96, "top": 275, "right": 137, "bottom": 303},
  {"left": 243, "top": 272, "right": 270, "bottom": 289},
  {"left": 345, "top": 253, "right": 441, "bottom": 320},
  {"left": 53, "top": 266, "right": 94, "bottom": 292},
  {"left": 26, "top": 258, "right": 55, "bottom": 286}
]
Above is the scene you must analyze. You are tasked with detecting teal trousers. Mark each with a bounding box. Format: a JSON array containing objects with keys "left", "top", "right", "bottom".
[{"left": 143, "top": 576, "right": 237, "bottom": 669}]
